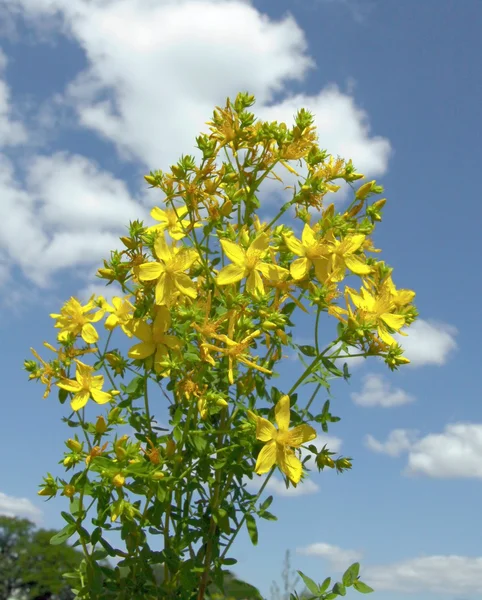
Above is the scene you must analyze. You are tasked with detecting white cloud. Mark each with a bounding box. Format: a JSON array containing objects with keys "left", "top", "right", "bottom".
[
  {"left": 365, "top": 555, "right": 482, "bottom": 595},
  {"left": 10, "top": 0, "right": 390, "bottom": 176},
  {"left": 405, "top": 423, "right": 482, "bottom": 479},
  {"left": 2, "top": 0, "right": 391, "bottom": 290},
  {"left": 297, "top": 542, "right": 363, "bottom": 571},
  {"left": 395, "top": 319, "right": 458, "bottom": 367},
  {"left": 297, "top": 540, "right": 482, "bottom": 594},
  {"left": 365, "top": 428, "right": 418, "bottom": 457},
  {"left": 0, "top": 48, "right": 27, "bottom": 146},
  {"left": 0, "top": 151, "right": 145, "bottom": 286},
  {"left": 0, "top": 491, "right": 43, "bottom": 524},
  {"left": 351, "top": 373, "right": 415, "bottom": 407},
  {"left": 365, "top": 423, "right": 482, "bottom": 479}
]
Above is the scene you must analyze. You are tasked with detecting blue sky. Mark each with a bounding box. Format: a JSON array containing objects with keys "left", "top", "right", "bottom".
[{"left": 0, "top": 0, "right": 481, "bottom": 598}]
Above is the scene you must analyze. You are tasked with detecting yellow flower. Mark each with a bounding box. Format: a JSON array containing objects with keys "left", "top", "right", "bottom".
[
  {"left": 248, "top": 395, "right": 316, "bottom": 484},
  {"left": 51, "top": 296, "right": 103, "bottom": 344},
  {"left": 315, "top": 231, "right": 372, "bottom": 282},
  {"left": 127, "top": 306, "right": 182, "bottom": 373},
  {"left": 147, "top": 205, "right": 201, "bottom": 240},
  {"left": 284, "top": 225, "right": 371, "bottom": 283},
  {"left": 103, "top": 296, "right": 134, "bottom": 335},
  {"left": 138, "top": 236, "right": 198, "bottom": 305},
  {"left": 283, "top": 223, "right": 328, "bottom": 282},
  {"left": 216, "top": 233, "right": 288, "bottom": 295},
  {"left": 201, "top": 313, "right": 271, "bottom": 385},
  {"left": 347, "top": 284, "right": 406, "bottom": 346},
  {"left": 57, "top": 360, "right": 114, "bottom": 411}
]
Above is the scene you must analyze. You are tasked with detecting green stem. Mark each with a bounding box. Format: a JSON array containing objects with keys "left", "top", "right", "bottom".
[
  {"left": 219, "top": 466, "right": 275, "bottom": 562},
  {"left": 288, "top": 338, "right": 340, "bottom": 397}
]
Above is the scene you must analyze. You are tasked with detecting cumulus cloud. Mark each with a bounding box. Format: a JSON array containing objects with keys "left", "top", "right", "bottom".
[
  {"left": 405, "top": 423, "right": 482, "bottom": 479},
  {"left": 8, "top": 0, "right": 391, "bottom": 176},
  {"left": 0, "top": 0, "right": 393, "bottom": 289},
  {"left": 365, "top": 428, "right": 418, "bottom": 457},
  {"left": 297, "top": 542, "right": 363, "bottom": 571},
  {"left": 351, "top": 373, "right": 415, "bottom": 407},
  {"left": 365, "top": 555, "right": 482, "bottom": 595},
  {"left": 395, "top": 319, "right": 458, "bottom": 367},
  {"left": 0, "top": 491, "right": 43, "bottom": 523},
  {"left": 0, "top": 48, "right": 27, "bottom": 146},
  {"left": 365, "top": 423, "right": 482, "bottom": 479},
  {"left": 297, "top": 540, "right": 482, "bottom": 594},
  {"left": 0, "top": 151, "right": 145, "bottom": 286}
]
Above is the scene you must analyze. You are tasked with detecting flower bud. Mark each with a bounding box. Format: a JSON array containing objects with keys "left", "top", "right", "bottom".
[
  {"left": 95, "top": 416, "right": 108, "bottom": 435},
  {"left": 38, "top": 486, "right": 57, "bottom": 497},
  {"left": 63, "top": 485, "right": 75, "bottom": 498},
  {"left": 165, "top": 439, "right": 176, "bottom": 458},
  {"left": 144, "top": 175, "right": 157, "bottom": 186},
  {"left": 66, "top": 438, "right": 82, "bottom": 453},
  {"left": 151, "top": 471, "right": 165, "bottom": 481},
  {"left": 112, "top": 473, "right": 125, "bottom": 488}
]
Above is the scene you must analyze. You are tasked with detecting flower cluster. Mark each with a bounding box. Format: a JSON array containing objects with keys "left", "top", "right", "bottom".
[{"left": 26, "top": 93, "right": 415, "bottom": 600}]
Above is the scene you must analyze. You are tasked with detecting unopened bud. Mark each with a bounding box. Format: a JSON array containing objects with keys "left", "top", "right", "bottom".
[
  {"left": 66, "top": 439, "right": 82, "bottom": 453},
  {"left": 144, "top": 175, "right": 157, "bottom": 186},
  {"left": 166, "top": 439, "right": 176, "bottom": 458},
  {"left": 112, "top": 474, "right": 125, "bottom": 488},
  {"left": 95, "top": 416, "right": 108, "bottom": 435},
  {"left": 63, "top": 485, "right": 75, "bottom": 498}
]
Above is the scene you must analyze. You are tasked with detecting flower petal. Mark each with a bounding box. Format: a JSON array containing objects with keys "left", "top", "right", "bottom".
[
  {"left": 128, "top": 341, "right": 156, "bottom": 360},
  {"left": 284, "top": 424, "right": 317, "bottom": 448},
  {"left": 154, "top": 236, "right": 172, "bottom": 262},
  {"left": 290, "top": 257, "right": 310, "bottom": 280},
  {"left": 220, "top": 239, "right": 246, "bottom": 266},
  {"left": 255, "top": 440, "right": 277, "bottom": 475},
  {"left": 71, "top": 390, "right": 90, "bottom": 412},
  {"left": 284, "top": 234, "right": 304, "bottom": 256},
  {"left": 139, "top": 262, "right": 163, "bottom": 281},
  {"left": 175, "top": 273, "right": 197, "bottom": 299},
  {"left": 91, "top": 388, "right": 112, "bottom": 405},
  {"left": 151, "top": 206, "right": 168, "bottom": 223},
  {"left": 275, "top": 395, "right": 291, "bottom": 432},
  {"left": 129, "top": 319, "right": 153, "bottom": 343},
  {"left": 256, "top": 417, "right": 277, "bottom": 442},
  {"left": 277, "top": 447, "right": 303, "bottom": 484},
  {"left": 57, "top": 379, "right": 81, "bottom": 393},
  {"left": 81, "top": 323, "right": 98, "bottom": 344},
  {"left": 344, "top": 254, "right": 371, "bottom": 275},
  {"left": 216, "top": 264, "right": 246, "bottom": 286}
]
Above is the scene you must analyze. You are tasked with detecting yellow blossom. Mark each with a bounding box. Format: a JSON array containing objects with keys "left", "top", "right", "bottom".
[
  {"left": 248, "top": 395, "right": 316, "bottom": 484},
  {"left": 201, "top": 314, "right": 271, "bottom": 385},
  {"left": 57, "top": 360, "right": 114, "bottom": 411},
  {"left": 103, "top": 296, "right": 134, "bottom": 335},
  {"left": 284, "top": 223, "right": 328, "bottom": 282},
  {"left": 51, "top": 296, "right": 103, "bottom": 344},
  {"left": 138, "top": 236, "right": 198, "bottom": 305},
  {"left": 216, "top": 233, "right": 288, "bottom": 295},
  {"left": 314, "top": 231, "right": 372, "bottom": 282},
  {"left": 127, "top": 305, "right": 182, "bottom": 373},
  {"left": 147, "top": 205, "right": 201, "bottom": 240},
  {"left": 346, "top": 284, "right": 407, "bottom": 346}
]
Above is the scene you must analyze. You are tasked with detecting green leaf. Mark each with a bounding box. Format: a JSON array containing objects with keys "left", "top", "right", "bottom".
[
  {"left": 297, "top": 571, "right": 319, "bottom": 595},
  {"left": 98, "top": 537, "right": 116, "bottom": 557},
  {"left": 319, "top": 577, "right": 331, "bottom": 593},
  {"left": 221, "top": 557, "right": 237, "bottom": 566},
  {"left": 321, "top": 357, "right": 343, "bottom": 377},
  {"left": 58, "top": 387, "right": 68, "bottom": 405},
  {"left": 260, "top": 495, "right": 273, "bottom": 511},
  {"left": 245, "top": 514, "right": 258, "bottom": 545},
  {"left": 61, "top": 511, "right": 76, "bottom": 525},
  {"left": 259, "top": 510, "right": 277, "bottom": 521},
  {"left": 298, "top": 345, "right": 316, "bottom": 357},
  {"left": 333, "top": 582, "right": 346, "bottom": 596},
  {"left": 124, "top": 375, "right": 144, "bottom": 396},
  {"left": 353, "top": 580, "right": 374, "bottom": 594},
  {"left": 342, "top": 562, "right": 360, "bottom": 586},
  {"left": 50, "top": 523, "right": 76, "bottom": 545}
]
